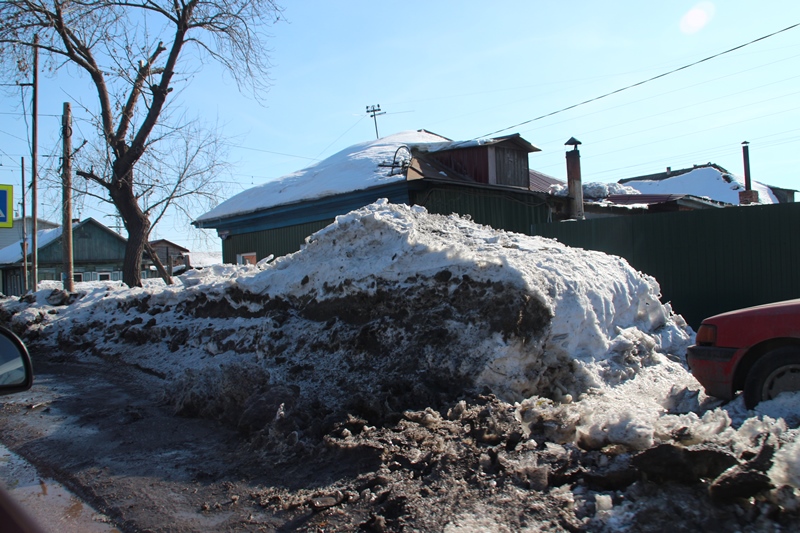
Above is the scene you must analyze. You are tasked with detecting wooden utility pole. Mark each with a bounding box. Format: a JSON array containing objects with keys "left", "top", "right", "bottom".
[
  {"left": 20, "top": 157, "right": 28, "bottom": 292},
  {"left": 31, "top": 34, "right": 39, "bottom": 291},
  {"left": 62, "top": 102, "right": 74, "bottom": 292},
  {"left": 366, "top": 105, "right": 385, "bottom": 139}
]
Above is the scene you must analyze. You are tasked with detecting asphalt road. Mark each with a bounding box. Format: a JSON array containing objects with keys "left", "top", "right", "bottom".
[
  {"left": 0, "top": 357, "right": 285, "bottom": 532},
  {"left": 0, "top": 442, "right": 119, "bottom": 532}
]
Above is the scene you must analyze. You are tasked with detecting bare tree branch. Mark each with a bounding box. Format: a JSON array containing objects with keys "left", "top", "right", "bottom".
[{"left": 0, "top": 0, "right": 283, "bottom": 286}]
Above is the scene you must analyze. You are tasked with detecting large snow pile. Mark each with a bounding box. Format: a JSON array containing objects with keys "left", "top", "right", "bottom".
[
  {"left": 4, "top": 201, "right": 691, "bottom": 411},
  {"left": 2, "top": 201, "right": 799, "bottom": 528}
]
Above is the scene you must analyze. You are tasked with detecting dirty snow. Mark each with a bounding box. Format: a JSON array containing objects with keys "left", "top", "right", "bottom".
[{"left": 2, "top": 201, "right": 799, "bottom": 529}]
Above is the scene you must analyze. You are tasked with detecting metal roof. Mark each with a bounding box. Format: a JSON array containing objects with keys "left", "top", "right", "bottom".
[
  {"left": 529, "top": 170, "right": 563, "bottom": 193},
  {"left": 605, "top": 193, "right": 728, "bottom": 208}
]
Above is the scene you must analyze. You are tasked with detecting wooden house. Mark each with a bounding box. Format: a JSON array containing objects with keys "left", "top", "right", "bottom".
[
  {"left": 194, "top": 130, "right": 570, "bottom": 264},
  {"left": 0, "top": 218, "right": 127, "bottom": 295}
]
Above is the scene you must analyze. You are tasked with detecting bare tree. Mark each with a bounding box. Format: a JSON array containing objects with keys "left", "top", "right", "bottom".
[
  {"left": 68, "top": 118, "right": 228, "bottom": 282},
  {"left": 0, "top": 0, "right": 283, "bottom": 287}
]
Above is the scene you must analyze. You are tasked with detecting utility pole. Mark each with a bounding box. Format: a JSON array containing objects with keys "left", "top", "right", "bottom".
[
  {"left": 366, "top": 105, "right": 385, "bottom": 139},
  {"left": 31, "top": 34, "right": 39, "bottom": 291},
  {"left": 20, "top": 157, "right": 28, "bottom": 292},
  {"left": 62, "top": 102, "right": 74, "bottom": 292}
]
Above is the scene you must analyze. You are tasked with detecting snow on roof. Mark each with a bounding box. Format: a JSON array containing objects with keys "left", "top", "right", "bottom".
[
  {"left": 622, "top": 166, "right": 778, "bottom": 205},
  {"left": 195, "top": 130, "right": 451, "bottom": 223},
  {"left": 411, "top": 133, "right": 541, "bottom": 155},
  {"left": 0, "top": 225, "right": 64, "bottom": 265},
  {"left": 549, "top": 181, "right": 640, "bottom": 199}
]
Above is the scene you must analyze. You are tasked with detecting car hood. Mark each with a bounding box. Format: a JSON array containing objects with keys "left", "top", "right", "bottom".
[{"left": 707, "top": 298, "right": 800, "bottom": 322}]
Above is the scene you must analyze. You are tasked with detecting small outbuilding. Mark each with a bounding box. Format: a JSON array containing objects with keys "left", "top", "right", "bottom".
[{"left": 149, "top": 239, "right": 190, "bottom": 275}]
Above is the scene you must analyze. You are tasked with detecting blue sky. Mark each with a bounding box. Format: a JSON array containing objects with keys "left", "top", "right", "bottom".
[{"left": 1, "top": 1, "right": 799, "bottom": 250}]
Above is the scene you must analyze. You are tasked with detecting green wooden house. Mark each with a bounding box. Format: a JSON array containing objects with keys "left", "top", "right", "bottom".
[{"left": 0, "top": 218, "right": 128, "bottom": 295}]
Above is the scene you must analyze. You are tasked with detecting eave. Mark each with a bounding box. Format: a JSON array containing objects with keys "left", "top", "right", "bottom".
[{"left": 193, "top": 181, "right": 412, "bottom": 236}]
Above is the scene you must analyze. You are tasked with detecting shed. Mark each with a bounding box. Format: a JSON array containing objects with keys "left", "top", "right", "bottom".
[{"left": 149, "top": 239, "right": 190, "bottom": 275}]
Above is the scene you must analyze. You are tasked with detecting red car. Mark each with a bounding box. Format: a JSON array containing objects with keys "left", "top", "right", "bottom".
[{"left": 687, "top": 299, "right": 800, "bottom": 409}]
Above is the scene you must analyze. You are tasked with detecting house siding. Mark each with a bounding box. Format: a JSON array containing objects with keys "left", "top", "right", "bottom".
[
  {"left": 494, "top": 146, "right": 529, "bottom": 188},
  {"left": 222, "top": 219, "right": 333, "bottom": 264},
  {"left": 38, "top": 224, "right": 126, "bottom": 263},
  {"left": 411, "top": 181, "right": 552, "bottom": 234},
  {"left": 429, "top": 147, "right": 490, "bottom": 183}
]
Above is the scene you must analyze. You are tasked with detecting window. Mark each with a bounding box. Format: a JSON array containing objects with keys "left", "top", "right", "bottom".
[
  {"left": 237, "top": 252, "right": 257, "bottom": 265},
  {"left": 73, "top": 273, "right": 83, "bottom": 282},
  {"left": 97, "top": 272, "right": 112, "bottom": 281}
]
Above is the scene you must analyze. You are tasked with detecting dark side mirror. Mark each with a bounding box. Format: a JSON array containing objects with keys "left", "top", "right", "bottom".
[{"left": 0, "top": 326, "right": 33, "bottom": 396}]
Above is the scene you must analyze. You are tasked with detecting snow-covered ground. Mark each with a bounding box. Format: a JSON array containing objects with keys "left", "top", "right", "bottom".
[{"left": 2, "top": 201, "right": 798, "bottom": 529}]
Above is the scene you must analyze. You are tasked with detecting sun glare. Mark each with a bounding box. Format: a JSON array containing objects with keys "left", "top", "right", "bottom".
[{"left": 680, "top": 2, "right": 716, "bottom": 34}]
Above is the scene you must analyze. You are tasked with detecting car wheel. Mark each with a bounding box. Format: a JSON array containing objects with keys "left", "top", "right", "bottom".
[{"left": 743, "top": 347, "right": 800, "bottom": 409}]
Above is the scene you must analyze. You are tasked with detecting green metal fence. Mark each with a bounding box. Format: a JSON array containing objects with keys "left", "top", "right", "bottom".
[{"left": 531, "top": 202, "right": 800, "bottom": 329}]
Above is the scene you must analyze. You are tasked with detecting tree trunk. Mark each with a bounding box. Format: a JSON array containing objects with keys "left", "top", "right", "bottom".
[
  {"left": 110, "top": 166, "right": 149, "bottom": 287},
  {"left": 145, "top": 242, "right": 174, "bottom": 286},
  {"left": 122, "top": 221, "right": 147, "bottom": 287}
]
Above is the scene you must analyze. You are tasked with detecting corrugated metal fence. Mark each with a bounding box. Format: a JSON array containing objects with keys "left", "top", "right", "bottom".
[{"left": 531, "top": 202, "right": 800, "bottom": 329}]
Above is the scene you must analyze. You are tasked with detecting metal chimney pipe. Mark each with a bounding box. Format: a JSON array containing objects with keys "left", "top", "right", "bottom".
[{"left": 742, "top": 141, "right": 752, "bottom": 191}]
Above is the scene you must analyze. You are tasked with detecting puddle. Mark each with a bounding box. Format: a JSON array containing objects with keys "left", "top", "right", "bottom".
[{"left": 0, "top": 444, "right": 119, "bottom": 533}]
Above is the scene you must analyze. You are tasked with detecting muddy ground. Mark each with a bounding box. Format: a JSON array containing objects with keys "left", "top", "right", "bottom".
[{"left": 0, "top": 348, "right": 796, "bottom": 533}]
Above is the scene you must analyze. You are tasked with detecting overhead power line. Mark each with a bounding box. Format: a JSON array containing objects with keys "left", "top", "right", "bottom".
[
  {"left": 478, "top": 22, "right": 800, "bottom": 140},
  {"left": 234, "top": 144, "right": 319, "bottom": 161}
]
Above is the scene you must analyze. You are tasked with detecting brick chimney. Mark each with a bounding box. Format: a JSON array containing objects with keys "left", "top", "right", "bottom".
[{"left": 565, "top": 138, "right": 584, "bottom": 220}]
